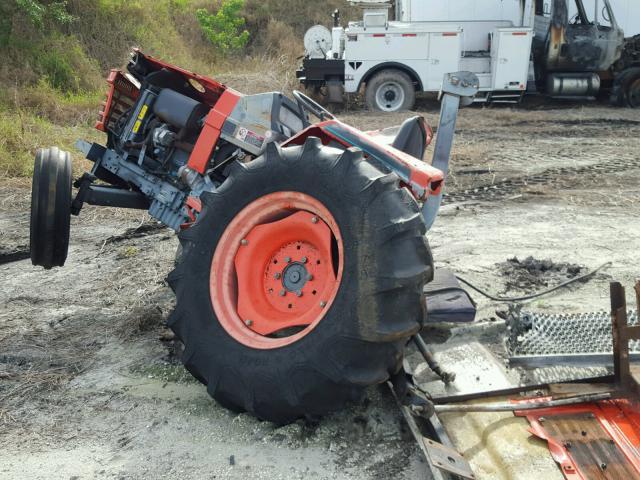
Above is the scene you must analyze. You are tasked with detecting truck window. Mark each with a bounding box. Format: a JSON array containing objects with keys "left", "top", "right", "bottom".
[
  {"left": 535, "top": 0, "right": 551, "bottom": 16},
  {"left": 568, "top": 0, "right": 593, "bottom": 25},
  {"left": 573, "top": 0, "right": 615, "bottom": 29}
]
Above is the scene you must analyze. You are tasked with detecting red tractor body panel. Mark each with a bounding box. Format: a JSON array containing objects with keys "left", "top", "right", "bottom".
[{"left": 284, "top": 120, "right": 444, "bottom": 200}]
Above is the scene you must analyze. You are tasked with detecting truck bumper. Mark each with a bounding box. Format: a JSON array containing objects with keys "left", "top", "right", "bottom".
[{"left": 297, "top": 58, "right": 345, "bottom": 87}]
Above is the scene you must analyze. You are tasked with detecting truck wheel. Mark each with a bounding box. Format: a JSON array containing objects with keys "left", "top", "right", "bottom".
[
  {"left": 167, "top": 138, "right": 433, "bottom": 424},
  {"left": 622, "top": 68, "right": 640, "bottom": 108},
  {"left": 30, "top": 147, "right": 72, "bottom": 269},
  {"left": 365, "top": 70, "right": 416, "bottom": 112}
]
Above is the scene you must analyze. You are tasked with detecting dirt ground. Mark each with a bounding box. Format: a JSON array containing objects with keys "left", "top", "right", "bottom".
[{"left": 1, "top": 99, "right": 639, "bottom": 479}]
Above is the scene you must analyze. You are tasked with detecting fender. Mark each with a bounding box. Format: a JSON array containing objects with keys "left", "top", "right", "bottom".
[{"left": 357, "top": 62, "right": 424, "bottom": 91}]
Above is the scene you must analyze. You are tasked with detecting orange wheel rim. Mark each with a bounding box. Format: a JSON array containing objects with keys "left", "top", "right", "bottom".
[{"left": 210, "top": 192, "right": 344, "bottom": 349}]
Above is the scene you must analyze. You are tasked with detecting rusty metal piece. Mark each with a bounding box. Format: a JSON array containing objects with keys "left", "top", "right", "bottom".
[
  {"left": 392, "top": 384, "right": 474, "bottom": 480},
  {"left": 527, "top": 411, "right": 640, "bottom": 479},
  {"left": 423, "top": 438, "right": 475, "bottom": 479},
  {"left": 611, "top": 281, "right": 640, "bottom": 393}
]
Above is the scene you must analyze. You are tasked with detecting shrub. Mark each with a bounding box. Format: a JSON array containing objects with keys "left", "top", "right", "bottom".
[
  {"left": 196, "top": 0, "right": 249, "bottom": 55},
  {"left": 15, "top": 0, "right": 76, "bottom": 28}
]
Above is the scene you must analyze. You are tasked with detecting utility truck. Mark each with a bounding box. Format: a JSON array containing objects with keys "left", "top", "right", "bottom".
[{"left": 297, "top": 0, "right": 640, "bottom": 110}]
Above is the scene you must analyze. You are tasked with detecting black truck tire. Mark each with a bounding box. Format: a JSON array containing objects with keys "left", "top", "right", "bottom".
[
  {"left": 365, "top": 70, "right": 416, "bottom": 112},
  {"left": 167, "top": 138, "right": 433, "bottom": 424},
  {"left": 621, "top": 68, "right": 640, "bottom": 108},
  {"left": 30, "top": 147, "right": 72, "bottom": 269},
  {"left": 611, "top": 67, "right": 640, "bottom": 108}
]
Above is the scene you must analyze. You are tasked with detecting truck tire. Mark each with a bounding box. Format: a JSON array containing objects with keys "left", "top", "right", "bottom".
[
  {"left": 30, "top": 147, "right": 72, "bottom": 269},
  {"left": 611, "top": 68, "right": 640, "bottom": 108},
  {"left": 167, "top": 138, "right": 433, "bottom": 424},
  {"left": 621, "top": 68, "right": 640, "bottom": 108},
  {"left": 365, "top": 70, "right": 416, "bottom": 112}
]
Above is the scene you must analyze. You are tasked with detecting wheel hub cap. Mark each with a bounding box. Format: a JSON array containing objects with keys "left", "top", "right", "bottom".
[
  {"left": 376, "top": 81, "right": 405, "bottom": 111},
  {"left": 282, "top": 262, "right": 309, "bottom": 292},
  {"left": 234, "top": 210, "right": 337, "bottom": 336}
]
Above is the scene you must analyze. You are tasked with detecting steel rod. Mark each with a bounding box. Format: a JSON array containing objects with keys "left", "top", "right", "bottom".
[
  {"left": 431, "top": 374, "right": 616, "bottom": 404},
  {"left": 433, "top": 392, "right": 614, "bottom": 413},
  {"left": 509, "top": 353, "right": 640, "bottom": 368}
]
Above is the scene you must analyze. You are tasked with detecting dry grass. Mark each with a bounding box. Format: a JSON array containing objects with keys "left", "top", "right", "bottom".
[{"left": 0, "top": 108, "right": 100, "bottom": 177}]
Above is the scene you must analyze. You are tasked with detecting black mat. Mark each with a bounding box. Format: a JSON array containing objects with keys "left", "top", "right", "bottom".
[{"left": 424, "top": 268, "right": 476, "bottom": 323}]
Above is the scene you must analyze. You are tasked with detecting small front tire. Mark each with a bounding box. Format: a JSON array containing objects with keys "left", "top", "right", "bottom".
[{"left": 30, "top": 147, "right": 72, "bottom": 269}]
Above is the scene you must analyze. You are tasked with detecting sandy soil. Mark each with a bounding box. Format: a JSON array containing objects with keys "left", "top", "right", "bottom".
[{"left": 1, "top": 100, "right": 639, "bottom": 479}]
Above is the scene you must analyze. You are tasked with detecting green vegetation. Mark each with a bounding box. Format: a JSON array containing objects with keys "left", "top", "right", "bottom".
[
  {"left": 0, "top": 0, "right": 356, "bottom": 177},
  {"left": 197, "top": 0, "right": 249, "bottom": 54}
]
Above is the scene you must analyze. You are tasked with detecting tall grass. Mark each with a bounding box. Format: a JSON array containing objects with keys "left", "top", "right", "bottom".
[{"left": 0, "top": 0, "right": 357, "bottom": 177}]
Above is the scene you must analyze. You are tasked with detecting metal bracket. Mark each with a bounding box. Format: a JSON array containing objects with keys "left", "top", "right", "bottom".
[
  {"left": 422, "top": 72, "right": 479, "bottom": 230},
  {"left": 611, "top": 280, "right": 640, "bottom": 393},
  {"left": 423, "top": 438, "right": 476, "bottom": 479}
]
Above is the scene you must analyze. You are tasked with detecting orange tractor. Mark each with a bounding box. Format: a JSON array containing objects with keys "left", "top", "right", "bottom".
[{"left": 30, "top": 50, "right": 478, "bottom": 424}]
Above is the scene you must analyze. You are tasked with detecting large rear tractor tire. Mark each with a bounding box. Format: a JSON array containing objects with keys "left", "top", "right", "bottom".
[
  {"left": 30, "top": 147, "right": 72, "bottom": 269},
  {"left": 168, "top": 138, "right": 433, "bottom": 424}
]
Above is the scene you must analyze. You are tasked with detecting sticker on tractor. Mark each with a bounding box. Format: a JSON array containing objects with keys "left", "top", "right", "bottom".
[
  {"left": 236, "top": 127, "right": 265, "bottom": 149},
  {"left": 138, "top": 104, "right": 148, "bottom": 120}
]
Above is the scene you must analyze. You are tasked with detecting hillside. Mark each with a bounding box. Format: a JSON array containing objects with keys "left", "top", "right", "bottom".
[{"left": 0, "top": 0, "right": 356, "bottom": 176}]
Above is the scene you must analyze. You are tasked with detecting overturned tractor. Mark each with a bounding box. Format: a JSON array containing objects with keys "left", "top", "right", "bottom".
[{"left": 30, "top": 50, "right": 477, "bottom": 424}]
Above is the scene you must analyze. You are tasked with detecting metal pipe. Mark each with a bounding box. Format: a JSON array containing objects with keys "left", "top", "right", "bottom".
[
  {"left": 509, "top": 352, "right": 640, "bottom": 368},
  {"left": 433, "top": 392, "right": 614, "bottom": 413},
  {"left": 431, "top": 375, "right": 616, "bottom": 404},
  {"left": 422, "top": 71, "right": 478, "bottom": 230},
  {"left": 413, "top": 335, "right": 456, "bottom": 384}
]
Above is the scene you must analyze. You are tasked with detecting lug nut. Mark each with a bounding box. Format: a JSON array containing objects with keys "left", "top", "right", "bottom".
[
  {"left": 307, "top": 274, "right": 314, "bottom": 281},
  {"left": 296, "top": 291, "right": 302, "bottom": 297},
  {"left": 245, "top": 319, "right": 253, "bottom": 326},
  {"left": 285, "top": 256, "right": 291, "bottom": 263},
  {"left": 301, "top": 257, "right": 307, "bottom": 264},
  {"left": 274, "top": 272, "right": 281, "bottom": 279},
  {"left": 320, "top": 301, "right": 327, "bottom": 308},
  {"left": 279, "top": 290, "right": 286, "bottom": 297},
  {"left": 311, "top": 216, "right": 319, "bottom": 224},
  {"left": 240, "top": 239, "right": 248, "bottom": 246}
]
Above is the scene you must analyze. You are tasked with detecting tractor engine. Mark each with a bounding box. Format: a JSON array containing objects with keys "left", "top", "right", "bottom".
[
  {"left": 114, "top": 86, "right": 207, "bottom": 178},
  {"left": 72, "top": 50, "right": 308, "bottom": 231}
]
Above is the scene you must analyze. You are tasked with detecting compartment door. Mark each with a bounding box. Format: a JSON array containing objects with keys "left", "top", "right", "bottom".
[
  {"left": 491, "top": 28, "right": 533, "bottom": 90},
  {"left": 425, "top": 32, "right": 462, "bottom": 91}
]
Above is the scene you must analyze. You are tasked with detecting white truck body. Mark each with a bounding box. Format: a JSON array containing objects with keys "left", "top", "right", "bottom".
[
  {"left": 343, "top": 23, "right": 465, "bottom": 93},
  {"left": 342, "top": 1, "right": 534, "bottom": 101},
  {"left": 297, "top": 0, "right": 639, "bottom": 111},
  {"left": 397, "top": 0, "right": 639, "bottom": 37}
]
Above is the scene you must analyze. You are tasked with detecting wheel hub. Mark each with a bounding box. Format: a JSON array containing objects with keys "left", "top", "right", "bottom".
[
  {"left": 233, "top": 209, "right": 338, "bottom": 336},
  {"left": 281, "top": 262, "right": 309, "bottom": 292},
  {"left": 376, "top": 81, "right": 405, "bottom": 112}
]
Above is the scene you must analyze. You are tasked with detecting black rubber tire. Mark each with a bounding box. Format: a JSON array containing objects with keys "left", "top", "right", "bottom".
[
  {"left": 621, "top": 68, "right": 640, "bottom": 108},
  {"left": 30, "top": 147, "right": 72, "bottom": 269},
  {"left": 167, "top": 138, "right": 433, "bottom": 424},
  {"left": 365, "top": 70, "right": 416, "bottom": 112}
]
